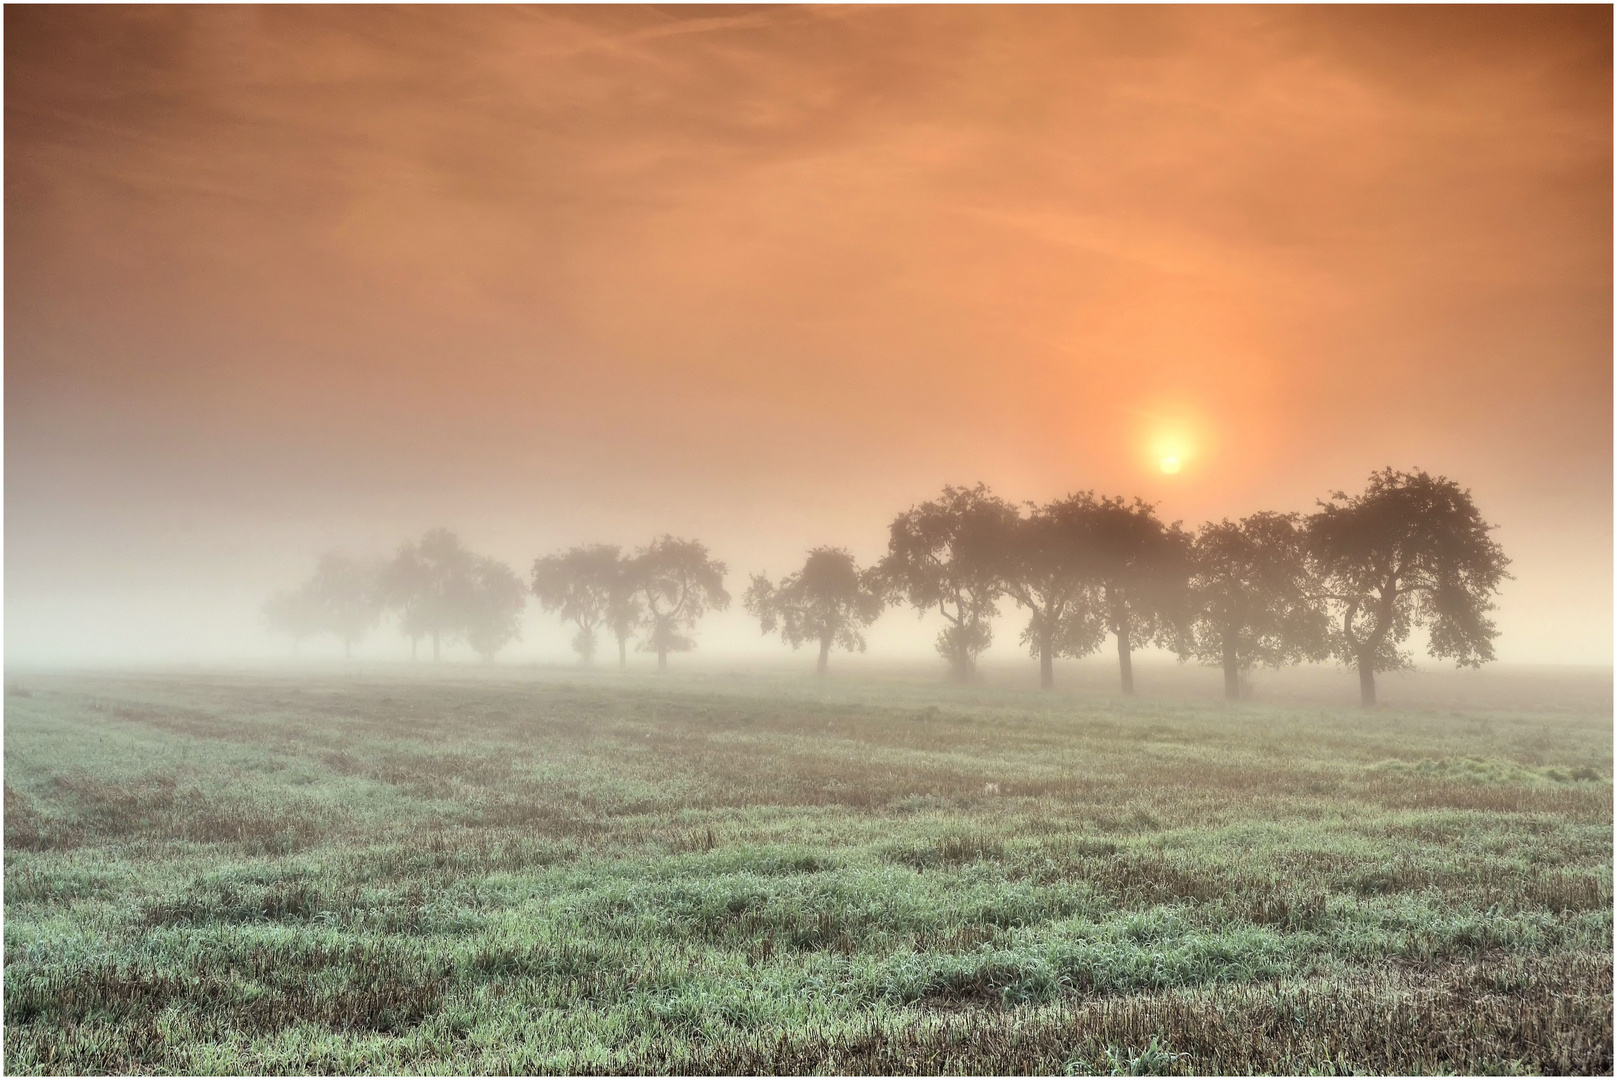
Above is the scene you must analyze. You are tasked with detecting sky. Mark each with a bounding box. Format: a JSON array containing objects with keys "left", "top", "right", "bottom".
[{"left": 6, "top": 5, "right": 1612, "bottom": 667}]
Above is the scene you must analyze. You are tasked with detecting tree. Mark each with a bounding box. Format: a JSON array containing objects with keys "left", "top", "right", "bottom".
[
  {"left": 377, "top": 541, "right": 430, "bottom": 659},
  {"left": 312, "top": 553, "right": 384, "bottom": 658},
  {"left": 997, "top": 498, "right": 1109, "bottom": 691},
  {"left": 264, "top": 553, "right": 382, "bottom": 658},
  {"left": 1306, "top": 468, "right": 1510, "bottom": 707},
  {"left": 1188, "top": 512, "right": 1328, "bottom": 701},
  {"left": 531, "top": 544, "right": 623, "bottom": 665},
  {"left": 745, "top": 547, "right": 887, "bottom": 675},
  {"left": 1066, "top": 494, "right": 1191, "bottom": 694},
  {"left": 605, "top": 556, "right": 644, "bottom": 669},
  {"left": 463, "top": 555, "right": 526, "bottom": 662},
  {"left": 262, "top": 585, "right": 323, "bottom": 655},
  {"left": 877, "top": 484, "right": 1017, "bottom": 681},
  {"left": 379, "top": 528, "right": 475, "bottom": 661},
  {"left": 633, "top": 536, "right": 730, "bottom": 669}
]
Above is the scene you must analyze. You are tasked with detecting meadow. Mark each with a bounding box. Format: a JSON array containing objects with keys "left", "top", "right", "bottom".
[{"left": 3, "top": 666, "right": 1612, "bottom": 1074}]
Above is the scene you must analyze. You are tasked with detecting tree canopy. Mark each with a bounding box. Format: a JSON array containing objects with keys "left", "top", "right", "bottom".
[
  {"left": 1188, "top": 512, "right": 1327, "bottom": 700},
  {"left": 744, "top": 547, "right": 886, "bottom": 675},
  {"left": 634, "top": 536, "right": 730, "bottom": 669},
  {"left": 1045, "top": 494, "right": 1190, "bottom": 694},
  {"left": 463, "top": 555, "right": 526, "bottom": 662},
  {"left": 263, "top": 553, "right": 382, "bottom": 658},
  {"left": 379, "top": 529, "right": 468, "bottom": 660},
  {"left": 877, "top": 484, "right": 1017, "bottom": 681},
  {"left": 1307, "top": 468, "right": 1510, "bottom": 706},
  {"left": 531, "top": 544, "right": 624, "bottom": 664},
  {"left": 378, "top": 529, "right": 523, "bottom": 661},
  {"left": 994, "top": 497, "right": 1112, "bottom": 690}
]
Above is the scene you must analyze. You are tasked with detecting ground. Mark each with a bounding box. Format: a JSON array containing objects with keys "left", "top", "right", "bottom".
[{"left": 3, "top": 667, "right": 1612, "bottom": 1074}]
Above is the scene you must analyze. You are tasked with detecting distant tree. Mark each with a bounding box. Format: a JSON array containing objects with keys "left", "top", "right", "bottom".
[
  {"left": 262, "top": 585, "right": 324, "bottom": 655},
  {"left": 634, "top": 536, "right": 730, "bottom": 669},
  {"left": 379, "top": 537, "right": 431, "bottom": 659},
  {"left": 1306, "top": 468, "right": 1510, "bottom": 707},
  {"left": 1063, "top": 494, "right": 1191, "bottom": 694},
  {"left": 464, "top": 555, "right": 526, "bottom": 662},
  {"left": 531, "top": 544, "right": 624, "bottom": 665},
  {"left": 877, "top": 484, "right": 1017, "bottom": 681},
  {"left": 745, "top": 547, "right": 887, "bottom": 675},
  {"left": 377, "top": 540, "right": 431, "bottom": 659},
  {"left": 1188, "top": 513, "right": 1328, "bottom": 701},
  {"left": 265, "top": 553, "right": 382, "bottom": 658},
  {"left": 313, "top": 553, "right": 385, "bottom": 658},
  {"left": 379, "top": 528, "right": 476, "bottom": 661},
  {"left": 605, "top": 556, "right": 645, "bottom": 669},
  {"left": 997, "top": 498, "right": 1109, "bottom": 691}
]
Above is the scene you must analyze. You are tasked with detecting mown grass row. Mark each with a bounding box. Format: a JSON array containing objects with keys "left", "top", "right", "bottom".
[{"left": 7, "top": 955, "right": 1611, "bottom": 1074}]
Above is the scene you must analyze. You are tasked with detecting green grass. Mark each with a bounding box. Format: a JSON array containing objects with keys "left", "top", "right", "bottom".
[{"left": 3, "top": 668, "right": 1611, "bottom": 1074}]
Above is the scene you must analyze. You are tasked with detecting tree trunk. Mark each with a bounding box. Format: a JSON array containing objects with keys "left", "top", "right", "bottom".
[
  {"left": 410, "top": 637, "right": 418, "bottom": 661},
  {"left": 1358, "top": 656, "right": 1377, "bottom": 707},
  {"left": 1222, "top": 636, "right": 1239, "bottom": 701},
  {"left": 1039, "top": 635, "right": 1054, "bottom": 691},
  {"left": 1115, "top": 616, "right": 1134, "bottom": 695},
  {"left": 618, "top": 636, "right": 628, "bottom": 669},
  {"left": 432, "top": 629, "right": 440, "bottom": 662},
  {"left": 657, "top": 645, "right": 668, "bottom": 671},
  {"left": 950, "top": 644, "right": 972, "bottom": 683},
  {"left": 817, "top": 636, "right": 831, "bottom": 676}
]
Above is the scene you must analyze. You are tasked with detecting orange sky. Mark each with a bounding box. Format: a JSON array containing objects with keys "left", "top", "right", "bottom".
[{"left": 6, "top": 5, "right": 1612, "bottom": 665}]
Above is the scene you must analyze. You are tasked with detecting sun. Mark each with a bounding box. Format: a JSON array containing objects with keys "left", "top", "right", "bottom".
[{"left": 1147, "top": 423, "right": 1195, "bottom": 475}]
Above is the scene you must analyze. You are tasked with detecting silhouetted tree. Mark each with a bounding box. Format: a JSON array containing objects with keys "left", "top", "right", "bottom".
[
  {"left": 1306, "top": 468, "right": 1509, "bottom": 707},
  {"left": 1189, "top": 512, "right": 1328, "bottom": 700},
  {"left": 745, "top": 547, "right": 886, "bottom": 675},
  {"left": 1061, "top": 494, "right": 1190, "bottom": 694},
  {"left": 379, "top": 529, "right": 476, "bottom": 661},
  {"left": 997, "top": 498, "right": 1109, "bottom": 690},
  {"left": 531, "top": 544, "right": 624, "bottom": 665},
  {"left": 877, "top": 484, "right": 1017, "bottom": 681},
  {"left": 464, "top": 555, "right": 526, "bottom": 662},
  {"left": 605, "top": 555, "right": 644, "bottom": 669},
  {"left": 634, "top": 536, "right": 729, "bottom": 669}
]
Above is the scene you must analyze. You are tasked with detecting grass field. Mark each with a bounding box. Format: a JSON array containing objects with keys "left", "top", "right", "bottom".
[{"left": 3, "top": 667, "right": 1612, "bottom": 1074}]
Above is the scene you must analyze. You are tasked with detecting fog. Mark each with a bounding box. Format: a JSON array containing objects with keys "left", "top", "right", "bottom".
[
  {"left": 6, "top": 6, "right": 1611, "bottom": 680},
  {"left": 5, "top": 509, "right": 1613, "bottom": 674}
]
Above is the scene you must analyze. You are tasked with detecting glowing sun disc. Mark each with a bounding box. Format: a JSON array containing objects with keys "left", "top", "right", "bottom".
[{"left": 1160, "top": 455, "right": 1181, "bottom": 474}]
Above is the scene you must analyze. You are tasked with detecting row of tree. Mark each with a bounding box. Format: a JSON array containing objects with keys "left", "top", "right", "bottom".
[
  {"left": 265, "top": 468, "right": 1509, "bottom": 707},
  {"left": 265, "top": 529, "right": 526, "bottom": 662},
  {"left": 265, "top": 532, "right": 732, "bottom": 669},
  {"left": 531, "top": 537, "right": 730, "bottom": 670}
]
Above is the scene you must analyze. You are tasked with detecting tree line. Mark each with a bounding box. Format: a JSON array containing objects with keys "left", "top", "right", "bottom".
[
  {"left": 264, "top": 528, "right": 528, "bottom": 663},
  {"left": 265, "top": 468, "right": 1509, "bottom": 707}
]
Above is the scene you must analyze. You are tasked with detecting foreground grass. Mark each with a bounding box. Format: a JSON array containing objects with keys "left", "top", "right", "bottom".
[{"left": 3, "top": 669, "right": 1611, "bottom": 1074}]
